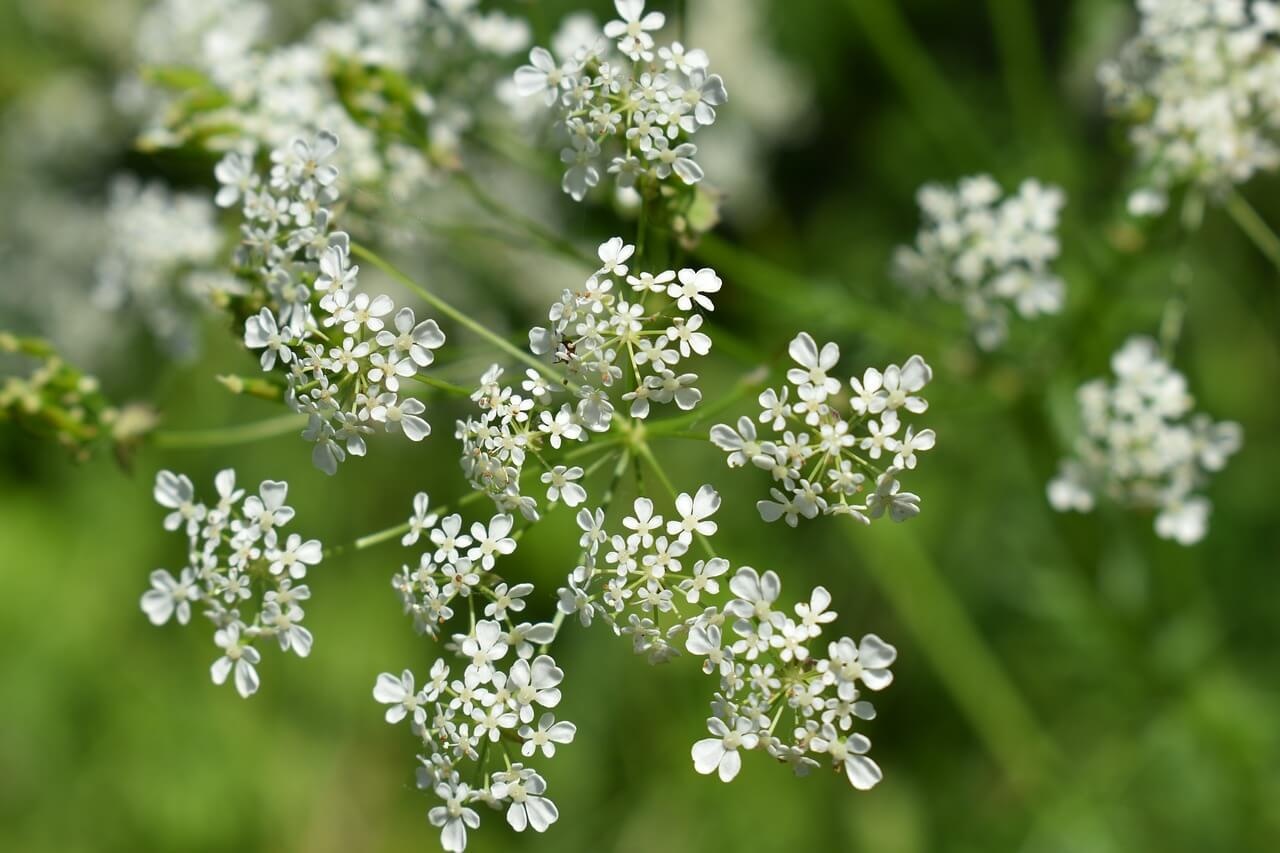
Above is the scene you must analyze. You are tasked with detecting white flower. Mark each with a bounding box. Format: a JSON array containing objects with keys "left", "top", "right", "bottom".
[
  {"left": 691, "top": 715, "right": 759, "bottom": 782},
  {"left": 154, "top": 470, "right": 204, "bottom": 533},
  {"left": 514, "top": 2, "right": 723, "bottom": 199},
  {"left": 794, "top": 586, "right": 837, "bottom": 637},
  {"left": 820, "top": 634, "right": 897, "bottom": 701},
  {"left": 1049, "top": 336, "right": 1241, "bottom": 544},
  {"left": 881, "top": 356, "right": 931, "bottom": 413},
  {"left": 894, "top": 175, "right": 1066, "bottom": 348},
  {"left": 468, "top": 514, "right": 518, "bottom": 570},
  {"left": 211, "top": 622, "right": 261, "bottom": 698},
  {"left": 140, "top": 568, "right": 198, "bottom": 626},
  {"left": 144, "top": 469, "right": 322, "bottom": 697},
  {"left": 240, "top": 479, "right": 295, "bottom": 535},
  {"left": 668, "top": 267, "right": 722, "bottom": 312},
  {"left": 496, "top": 766, "right": 559, "bottom": 833},
  {"left": 402, "top": 492, "right": 439, "bottom": 546},
  {"left": 709, "top": 416, "right": 768, "bottom": 468},
  {"left": 668, "top": 484, "right": 721, "bottom": 540},
  {"left": 514, "top": 46, "right": 569, "bottom": 105},
  {"left": 865, "top": 469, "right": 921, "bottom": 522},
  {"left": 485, "top": 582, "right": 534, "bottom": 620},
  {"left": 1046, "top": 461, "right": 1095, "bottom": 512},
  {"left": 595, "top": 237, "right": 635, "bottom": 278},
  {"left": 1099, "top": 1, "right": 1280, "bottom": 196},
  {"left": 1155, "top": 495, "right": 1211, "bottom": 546},
  {"left": 507, "top": 655, "right": 564, "bottom": 723},
  {"left": 376, "top": 307, "right": 446, "bottom": 367},
  {"left": 811, "top": 725, "right": 882, "bottom": 790},
  {"left": 519, "top": 712, "right": 577, "bottom": 758},
  {"left": 373, "top": 669, "right": 430, "bottom": 725},
  {"left": 428, "top": 780, "right": 480, "bottom": 853},
  {"left": 462, "top": 620, "right": 509, "bottom": 677},
  {"left": 786, "top": 332, "right": 841, "bottom": 399},
  {"left": 893, "top": 426, "right": 936, "bottom": 469},
  {"left": 603, "top": 0, "right": 665, "bottom": 60},
  {"left": 726, "top": 566, "right": 781, "bottom": 623},
  {"left": 541, "top": 465, "right": 587, "bottom": 507},
  {"left": 622, "top": 497, "right": 664, "bottom": 547},
  {"left": 266, "top": 532, "right": 323, "bottom": 579},
  {"left": 244, "top": 307, "right": 294, "bottom": 369},
  {"left": 213, "top": 150, "right": 258, "bottom": 208}
]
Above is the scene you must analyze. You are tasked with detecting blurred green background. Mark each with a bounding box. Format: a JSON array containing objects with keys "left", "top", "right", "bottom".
[{"left": 2, "top": 1, "right": 1279, "bottom": 851}]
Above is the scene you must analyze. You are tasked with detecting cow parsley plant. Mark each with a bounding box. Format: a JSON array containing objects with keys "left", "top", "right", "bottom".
[
  {"left": 142, "top": 469, "right": 322, "bottom": 697},
  {"left": 1048, "top": 336, "right": 1243, "bottom": 544},
  {"left": 1098, "top": 0, "right": 1280, "bottom": 213},
  {"left": 513, "top": 0, "right": 727, "bottom": 201},
  {"left": 893, "top": 175, "right": 1066, "bottom": 349},
  {"left": 225, "top": 131, "right": 447, "bottom": 474},
  {"left": 711, "top": 332, "right": 934, "bottom": 527}
]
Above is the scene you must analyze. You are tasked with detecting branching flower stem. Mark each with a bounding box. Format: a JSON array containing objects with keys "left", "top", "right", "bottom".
[{"left": 539, "top": 447, "right": 634, "bottom": 653}]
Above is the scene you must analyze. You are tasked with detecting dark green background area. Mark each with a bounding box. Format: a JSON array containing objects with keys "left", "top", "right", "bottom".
[{"left": 2, "top": 1, "right": 1279, "bottom": 851}]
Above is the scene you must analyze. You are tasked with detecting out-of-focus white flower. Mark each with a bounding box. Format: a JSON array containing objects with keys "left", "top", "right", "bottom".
[
  {"left": 1099, "top": 0, "right": 1280, "bottom": 197},
  {"left": 1048, "top": 336, "right": 1242, "bottom": 545},
  {"left": 513, "top": 0, "right": 726, "bottom": 200},
  {"left": 893, "top": 175, "right": 1067, "bottom": 349}
]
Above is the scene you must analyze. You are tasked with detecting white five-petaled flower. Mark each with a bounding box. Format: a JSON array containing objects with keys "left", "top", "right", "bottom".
[
  {"left": 211, "top": 622, "right": 261, "bottom": 698},
  {"left": 373, "top": 669, "right": 430, "bottom": 725},
  {"left": 691, "top": 715, "right": 759, "bottom": 782}
]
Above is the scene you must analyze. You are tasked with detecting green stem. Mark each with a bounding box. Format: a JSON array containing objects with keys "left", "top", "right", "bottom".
[
  {"left": 842, "top": 0, "right": 992, "bottom": 164},
  {"left": 696, "top": 233, "right": 938, "bottom": 351},
  {"left": 845, "top": 523, "right": 1060, "bottom": 796},
  {"left": 633, "top": 440, "right": 718, "bottom": 559},
  {"left": 985, "top": 0, "right": 1049, "bottom": 142},
  {"left": 409, "top": 373, "right": 475, "bottom": 397},
  {"left": 1223, "top": 189, "right": 1280, "bottom": 275},
  {"left": 540, "top": 448, "right": 633, "bottom": 653},
  {"left": 453, "top": 171, "right": 595, "bottom": 267},
  {"left": 346, "top": 437, "right": 625, "bottom": 555},
  {"left": 152, "top": 413, "right": 307, "bottom": 450},
  {"left": 646, "top": 369, "right": 767, "bottom": 435}
]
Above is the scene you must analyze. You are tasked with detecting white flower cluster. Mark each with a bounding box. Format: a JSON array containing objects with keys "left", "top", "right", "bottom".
[
  {"left": 456, "top": 237, "right": 719, "bottom": 517},
  {"left": 93, "top": 175, "right": 228, "bottom": 357},
  {"left": 513, "top": 0, "right": 727, "bottom": 199},
  {"left": 1098, "top": 0, "right": 1280, "bottom": 210},
  {"left": 141, "top": 470, "right": 321, "bottom": 698},
  {"left": 688, "top": 574, "right": 895, "bottom": 790},
  {"left": 712, "top": 332, "right": 934, "bottom": 527},
  {"left": 377, "top": 495, "right": 573, "bottom": 853},
  {"left": 556, "top": 484, "right": 726, "bottom": 661},
  {"left": 133, "top": 0, "right": 530, "bottom": 198},
  {"left": 227, "top": 131, "right": 447, "bottom": 474},
  {"left": 892, "top": 175, "right": 1066, "bottom": 349},
  {"left": 1048, "top": 336, "right": 1243, "bottom": 545},
  {"left": 555, "top": 486, "right": 895, "bottom": 789}
]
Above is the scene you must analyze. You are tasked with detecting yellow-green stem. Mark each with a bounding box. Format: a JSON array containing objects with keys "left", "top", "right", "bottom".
[{"left": 152, "top": 413, "right": 307, "bottom": 450}]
